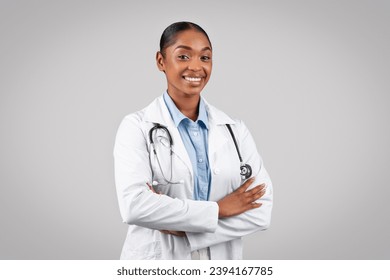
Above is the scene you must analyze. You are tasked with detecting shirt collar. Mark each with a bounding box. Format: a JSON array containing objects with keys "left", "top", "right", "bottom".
[{"left": 163, "top": 91, "right": 209, "bottom": 129}]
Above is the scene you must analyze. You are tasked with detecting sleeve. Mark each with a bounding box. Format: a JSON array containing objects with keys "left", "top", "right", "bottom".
[
  {"left": 114, "top": 114, "right": 219, "bottom": 233},
  {"left": 186, "top": 120, "right": 273, "bottom": 250}
]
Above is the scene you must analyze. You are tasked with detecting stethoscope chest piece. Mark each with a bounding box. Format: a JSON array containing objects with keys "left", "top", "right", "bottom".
[{"left": 240, "top": 163, "right": 252, "bottom": 180}]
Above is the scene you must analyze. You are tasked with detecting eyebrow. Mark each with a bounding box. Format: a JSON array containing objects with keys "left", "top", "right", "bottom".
[{"left": 174, "top": 45, "right": 212, "bottom": 51}]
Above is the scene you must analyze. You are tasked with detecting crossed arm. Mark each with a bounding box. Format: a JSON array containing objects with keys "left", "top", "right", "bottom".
[
  {"left": 114, "top": 116, "right": 273, "bottom": 249},
  {"left": 148, "top": 178, "right": 266, "bottom": 237}
]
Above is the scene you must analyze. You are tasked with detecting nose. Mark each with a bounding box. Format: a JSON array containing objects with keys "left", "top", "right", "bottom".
[{"left": 188, "top": 58, "right": 202, "bottom": 71}]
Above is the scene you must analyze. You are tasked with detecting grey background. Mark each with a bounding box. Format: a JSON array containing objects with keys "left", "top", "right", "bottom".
[{"left": 1, "top": 0, "right": 389, "bottom": 259}]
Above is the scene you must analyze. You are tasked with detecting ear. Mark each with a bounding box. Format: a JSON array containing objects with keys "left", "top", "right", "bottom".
[{"left": 156, "top": 51, "right": 165, "bottom": 72}]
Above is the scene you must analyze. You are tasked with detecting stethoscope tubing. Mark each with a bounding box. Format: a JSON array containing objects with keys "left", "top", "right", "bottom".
[{"left": 149, "top": 123, "right": 252, "bottom": 184}]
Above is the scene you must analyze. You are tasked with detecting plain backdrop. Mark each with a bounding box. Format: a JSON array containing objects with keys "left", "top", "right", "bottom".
[{"left": 1, "top": 0, "right": 389, "bottom": 259}]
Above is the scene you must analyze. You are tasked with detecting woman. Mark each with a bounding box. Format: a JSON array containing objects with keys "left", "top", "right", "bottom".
[{"left": 114, "top": 22, "right": 273, "bottom": 260}]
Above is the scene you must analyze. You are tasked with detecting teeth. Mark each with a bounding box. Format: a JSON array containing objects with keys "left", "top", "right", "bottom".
[{"left": 184, "top": 77, "right": 202, "bottom": 82}]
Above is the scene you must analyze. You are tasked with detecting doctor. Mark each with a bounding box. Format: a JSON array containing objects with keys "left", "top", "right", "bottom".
[{"left": 114, "top": 22, "right": 273, "bottom": 260}]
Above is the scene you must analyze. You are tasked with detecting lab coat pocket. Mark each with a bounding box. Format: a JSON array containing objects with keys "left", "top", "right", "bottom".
[
  {"left": 121, "top": 240, "right": 162, "bottom": 260},
  {"left": 151, "top": 177, "right": 191, "bottom": 199},
  {"left": 150, "top": 145, "right": 183, "bottom": 184},
  {"left": 150, "top": 148, "right": 192, "bottom": 199}
]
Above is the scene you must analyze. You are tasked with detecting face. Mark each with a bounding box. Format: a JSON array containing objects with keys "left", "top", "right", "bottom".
[{"left": 156, "top": 29, "right": 212, "bottom": 99}]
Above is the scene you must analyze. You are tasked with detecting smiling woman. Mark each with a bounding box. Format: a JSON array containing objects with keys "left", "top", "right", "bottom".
[
  {"left": 156, "top": 23, "right": 213, "bottom": 120},
  {"left": 113, "top": 21, "right": 273, "bottom": 260}
]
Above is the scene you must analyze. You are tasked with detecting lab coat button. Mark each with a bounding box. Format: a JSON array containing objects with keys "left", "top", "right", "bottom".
[{"left": 214, "top": 168, "right": 220, "bottom": 174}]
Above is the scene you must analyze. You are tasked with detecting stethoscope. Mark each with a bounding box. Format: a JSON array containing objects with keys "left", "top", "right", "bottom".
[{"left": 149, "top": 123, "right": 252, "bottom": 185}]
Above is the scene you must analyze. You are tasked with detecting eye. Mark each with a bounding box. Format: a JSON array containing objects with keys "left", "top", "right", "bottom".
[
  {"left": 201, "top": 56, "right": 211, "bottom": 61},
  {"left": 178, "top": 55, "right": 189, "bottom": 60}
]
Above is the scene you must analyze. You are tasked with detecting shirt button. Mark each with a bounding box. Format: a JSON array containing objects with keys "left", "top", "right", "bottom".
[
  {"left": 198, "top": 158, "right": 203, "bottom": 163},
  {"left": 214, "top": 168, "right": 220, "bottom": 174},
  {"left": 193, "top": 132, "right": 198, "bottom": 136}
]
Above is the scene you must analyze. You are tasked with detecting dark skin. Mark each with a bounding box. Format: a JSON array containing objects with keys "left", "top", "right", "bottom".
[{"left": 155, "top": 29, "right": 266, "bottom": 237}]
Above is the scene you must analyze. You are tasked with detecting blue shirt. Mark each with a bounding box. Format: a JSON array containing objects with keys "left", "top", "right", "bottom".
[{"left": 163, "top": 92, "right": 211, "bottom": 201}]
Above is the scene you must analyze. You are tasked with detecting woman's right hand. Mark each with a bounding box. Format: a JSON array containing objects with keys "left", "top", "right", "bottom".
[{"left": 217, "top": 178, "right": 266, "bottom": 218}]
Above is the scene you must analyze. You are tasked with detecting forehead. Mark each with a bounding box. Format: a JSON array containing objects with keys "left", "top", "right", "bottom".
[{"left": 169, "top": 29, "right": 212, "bottom": 51}]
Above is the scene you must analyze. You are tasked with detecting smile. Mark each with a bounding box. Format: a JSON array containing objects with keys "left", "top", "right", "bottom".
[{"left": 183, "top": 76, "right": 202, "bottom": 82}]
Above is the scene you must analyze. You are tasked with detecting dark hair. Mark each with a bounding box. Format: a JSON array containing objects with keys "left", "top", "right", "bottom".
[{"left": 159, "top": 21, "right": 212, "bottom": 56}]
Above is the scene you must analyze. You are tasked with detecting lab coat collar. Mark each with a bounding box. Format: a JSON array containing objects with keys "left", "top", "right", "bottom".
[
  {"left": 142, "top": 94, "right": 236, "bottom": 179},
  {"left": 143, "top": 94, "right": 236, "bottom": 126}
]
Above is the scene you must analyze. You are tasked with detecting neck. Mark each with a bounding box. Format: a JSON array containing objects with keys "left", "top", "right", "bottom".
[{"left": 167, "top": 91, "right": 200, "bottom": 121}]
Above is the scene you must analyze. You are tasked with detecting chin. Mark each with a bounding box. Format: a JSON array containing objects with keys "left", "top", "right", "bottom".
[
  {"left": 168, "top": 82, "right": 207, "bottom": 98},
  {"left": 185, "top": 84, "right": 207, "bottom": 95},
  {"left": 183, "top": 88, "right": 203, "bottom": 97}
]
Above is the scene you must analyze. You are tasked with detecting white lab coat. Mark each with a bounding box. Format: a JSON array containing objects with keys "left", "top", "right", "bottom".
[{"left": 114, "top": 95, "right": 273, "bottom": 259}]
